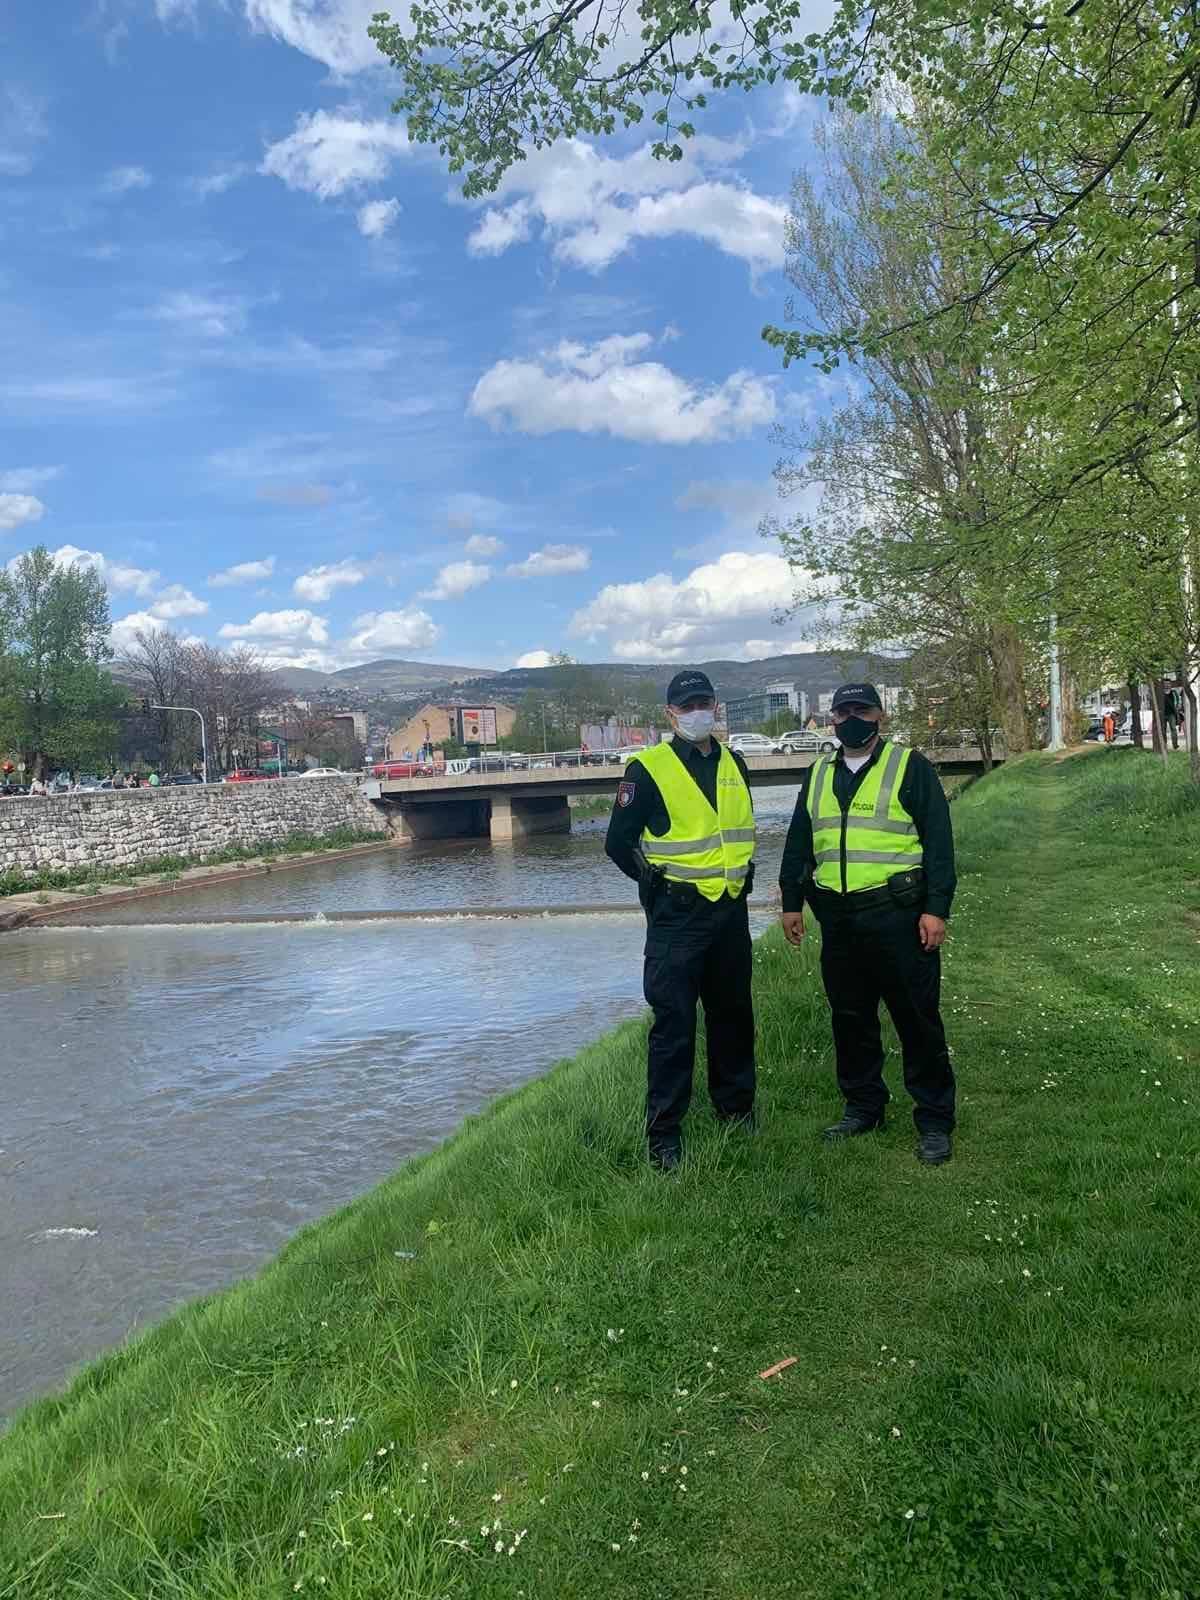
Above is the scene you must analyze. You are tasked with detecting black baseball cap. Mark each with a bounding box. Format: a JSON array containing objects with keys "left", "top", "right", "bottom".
[
  {"left": 830, "top": 682, "right": 883, "bottom": 711},
  {"left": 666, "top": 669, "right": 716, "bottom": 705}
]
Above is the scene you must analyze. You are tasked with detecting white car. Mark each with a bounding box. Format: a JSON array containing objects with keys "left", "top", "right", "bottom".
[
  {"left": 775, "top": 729, "right": 838, "bottom": 754},
  {"left": 726, "top": 733, "right": 780, "bottom": 756},
  {"left": 298, "top": 767, "right": 345, "bottom": 778}
]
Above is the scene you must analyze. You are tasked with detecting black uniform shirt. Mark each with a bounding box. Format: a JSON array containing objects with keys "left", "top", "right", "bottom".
[
  {"left": 605, "top": 736, "right": 753, "bottom": 883},
  {"left": 778, "top": 740, "right": 956, "bottom": 918}
]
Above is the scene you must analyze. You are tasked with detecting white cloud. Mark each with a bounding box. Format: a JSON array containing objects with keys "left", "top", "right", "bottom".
[
  {"left": 219, "top": 608, "right": 330, "bottom": 644},
  {"left": 242, "top": 0, "right": 382, "bottom": 73},
  {"left": 507, "top": 543, "right": 591, "bottom": 578},
  {"left": 466, "top": 138, "right": 785, "bottom": 274},
  {"left": 464, "top": 533, "right": 504, "bottom": 557},
  {"left": 208, "top": 557, "right": 276, "bottom": 587},
  {"left": 0, "top": 85, "right": 48, "bottom": 177},
  {"left": 0, "top": 493, "right": 45, "bottom": 532},
  {"left": 571, "top": 550, "right": 805, "bottom": 660},
  {"left": 293, "top": 559, "right": 367, "bottom": 602},
  {"left": 346, "top": 607, "right": 439, "bottom": 655},
  {"left": 0, "top": 375, "right": 169, "bottom": 412},
  {"left": 190, "top": 163, "right": 251, "bottom": 197},
  {"left": 39, "top": 545, "right": 160, "bottom": 597},
  {"left": 110, "top": 611, "right": 170, "bottom": 655},
  {"left": 260, "top": 110, "right": 411, "bottom": 199},
  {"left": 0, "top": 465, "right": 63, "bottom": 493},
  {"left": 419, "top": 560, "right": 491, "bottom": 600},
  {"left": 515, "top": 649, "right": 554, "bottom": 669},
  {"left": 148, "top": 290, "right": 250, "bottom": 338},
  {"left": 357, "top": 197, "right": 400, "bottom": 237},
  {"left": 103, "top": 164, "right": 152, "bottom": 194},
  {"left": 471, "top": 334, "right": 775, "bottom": 446},
  {"left": 149, "top": 583, "right": 208, "bottom": 620}
]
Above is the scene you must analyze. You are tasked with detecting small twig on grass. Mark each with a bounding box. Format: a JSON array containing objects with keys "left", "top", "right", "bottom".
[{"left": 759, "top": 1357, "right": 798, "bottom": 1380}]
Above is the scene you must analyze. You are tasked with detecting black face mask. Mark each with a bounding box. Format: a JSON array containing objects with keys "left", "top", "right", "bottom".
[{"left": 836, "top": 715, "right": 878, "bottom": 749}]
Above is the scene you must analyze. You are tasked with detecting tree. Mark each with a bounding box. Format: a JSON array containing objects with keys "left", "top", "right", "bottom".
[
  {"left": 0, "top": 546, "right": 122, "bottom": 779},
  {"left": 120, "top": 630, "right": 274, "bottom": 775},
  {"left": 767, "top": 106, "right": 1037, "bottom": 752}
]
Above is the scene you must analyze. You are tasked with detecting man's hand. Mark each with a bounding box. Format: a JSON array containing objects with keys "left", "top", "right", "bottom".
[
  {"left": 919, "top": 913, "right": 947, "bottom": 951},
  {"left": 781, "top": 911, "right": 806, "bottom": 947}
]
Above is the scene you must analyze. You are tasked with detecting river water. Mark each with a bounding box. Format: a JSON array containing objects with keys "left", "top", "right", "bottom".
[{"left": 0, "top": 786, "right": 801, "bottom": 1424}]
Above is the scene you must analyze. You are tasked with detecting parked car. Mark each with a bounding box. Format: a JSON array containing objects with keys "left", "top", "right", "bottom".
[
  {"left": 371, "top": 760, "right": 432, "bottom": 779},
  {"left": 223, "top": 768, "right": 270, "bottom": 783},
  {"left": 726, "top": 733, "right": 780, "bottom": 756},
  {"left": 774, "top": 730, "right": 838, "bottom": 755},
  {"left": 164, "top": 772, "right": 203, "bottom": 785},
  {"left": 299, "top": 767, "right": 345, "bottom": 778}
]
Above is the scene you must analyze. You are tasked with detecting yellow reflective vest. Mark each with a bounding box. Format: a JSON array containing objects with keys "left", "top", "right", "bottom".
[
  {"left": 807, "top": 740, "right": 923, "bottom": 894},
  {"left": 638, "top": 741, "right": 755, "bottom": 902}
]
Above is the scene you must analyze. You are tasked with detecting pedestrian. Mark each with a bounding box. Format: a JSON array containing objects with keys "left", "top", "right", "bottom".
[
  {"left": 779, "top": 683, "right": 958, "bottom": 1165},
  {"left": 605, "top": 668, "right": 756, "bottom": 1171},
  {"left": 112, "top": 770, "right": 125, "bottom": 789},
  {"left": 1103, "top": 710, "right": 1115, "bottom": 743},
  {"left": 1163, "top": 686, "right": 1182, "bottom": 751},
  {"left": 147, "top": 770, "right": 160, "bottom": 787}
]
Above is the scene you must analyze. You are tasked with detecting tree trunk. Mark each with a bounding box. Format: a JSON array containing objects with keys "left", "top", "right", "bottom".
[
  {"left": 1179, "top": 663, "right": 1200, "bottom": 784},
  {"left": 1127, "top": 679, "right": 1144, "bottom": 748},
  {"left": 989, "top": 620, "right": 1030, "bottom": 753},
  {"left": 1149, "top": 679, "right": 1169, "bottom": 765}
]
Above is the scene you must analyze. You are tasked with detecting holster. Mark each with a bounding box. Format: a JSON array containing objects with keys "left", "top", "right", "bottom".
[{"left": 886, "top": 867, "right": 926, "bottom": 909}]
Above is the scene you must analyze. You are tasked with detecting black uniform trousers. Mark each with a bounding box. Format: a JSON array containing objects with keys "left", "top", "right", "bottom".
[
  {"left": 642, "top": 886, "right": 756, "bottom": 1149},
  {"left": 813, "top": 891, "right": 956, "bottom": 1133}
]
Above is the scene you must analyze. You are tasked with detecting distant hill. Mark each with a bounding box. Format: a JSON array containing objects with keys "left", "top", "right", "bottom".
[
  {"left": 455, "top": 651, "right": 903, "bottom": 706},
  {"left": 270, "top": 658, "right": 497, "bottom": 695},
  {"left": 269, "top": 650, "right": 902, "bottom": 709}
]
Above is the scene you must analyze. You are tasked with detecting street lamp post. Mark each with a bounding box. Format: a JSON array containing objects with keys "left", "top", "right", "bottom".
[{"left": 152, "top": 703, "right": 209, "bottom": 783}]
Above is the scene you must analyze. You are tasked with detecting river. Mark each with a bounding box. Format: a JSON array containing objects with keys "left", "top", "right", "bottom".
[{"left": 0, "top": 785, "right": 801, "bottom": 1425}]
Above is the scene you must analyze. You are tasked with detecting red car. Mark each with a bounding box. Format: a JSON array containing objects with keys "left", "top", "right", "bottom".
[
  {"left": 223, "top": 768, "right": 271, "bottom": 783},
  {"left": 372, "top": 760, "right": 433, "bottom": 779}
]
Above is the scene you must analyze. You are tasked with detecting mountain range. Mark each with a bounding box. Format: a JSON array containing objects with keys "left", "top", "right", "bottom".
[{"left": 271, "top": 652, "right": 903, "bottom": 707}]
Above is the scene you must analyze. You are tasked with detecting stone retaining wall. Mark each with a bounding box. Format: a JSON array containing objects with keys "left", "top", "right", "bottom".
[{"left": 0, "top": 778, "right": 392, "bottom": 879}]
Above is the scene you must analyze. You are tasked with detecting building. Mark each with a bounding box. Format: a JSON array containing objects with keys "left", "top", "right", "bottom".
[
  {"left": 327, "top": 709, "right": 368, "bottom": 746},
  {"left": 385, "top": 702, "right": 517, "bottom": 758},
  {"left": 725, "top": 682, "right": 806, "bottom": 733}
]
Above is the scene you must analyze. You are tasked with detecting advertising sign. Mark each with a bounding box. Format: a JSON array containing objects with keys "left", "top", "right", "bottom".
[{"left": 457, "top": 706, "right": 498, "bottom": 745}]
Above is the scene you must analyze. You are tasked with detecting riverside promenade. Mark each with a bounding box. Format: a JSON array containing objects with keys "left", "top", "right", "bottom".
[{"left": 1, "top": 751, "right": 1197, "bottom": 1600}]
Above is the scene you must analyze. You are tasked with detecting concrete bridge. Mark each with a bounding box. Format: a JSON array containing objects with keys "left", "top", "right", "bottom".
[{"left": 362, "top": 748, "right": 997, "bottom": 843}]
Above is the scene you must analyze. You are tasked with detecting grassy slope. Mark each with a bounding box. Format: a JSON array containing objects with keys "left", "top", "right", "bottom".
[{"left": 2, "top": 753, "right": 1198, "bottom": 1600}]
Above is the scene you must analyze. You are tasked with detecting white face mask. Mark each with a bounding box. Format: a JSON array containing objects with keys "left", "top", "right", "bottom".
[{"left": 674, "top": 708, "right": 716, "bottom": 741}]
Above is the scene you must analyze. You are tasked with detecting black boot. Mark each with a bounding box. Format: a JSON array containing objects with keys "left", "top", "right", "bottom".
[
  {"left": 822, "top": 1113, "right": 885, "bottom": 1142},
  {"left": 716, "top": 1110, "right": 756, "bottom": 1133},
  {"left": 916, "top": 1130, "right": 952, "bottom": 1165},
  {"left": 649, "top": 1141, "right": 682, "bottom": 1173}
]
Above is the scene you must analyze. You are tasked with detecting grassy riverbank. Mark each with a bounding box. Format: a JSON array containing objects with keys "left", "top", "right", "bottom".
[{"left": 2, "top": 752, "right": 1198, "bottom": 1598}]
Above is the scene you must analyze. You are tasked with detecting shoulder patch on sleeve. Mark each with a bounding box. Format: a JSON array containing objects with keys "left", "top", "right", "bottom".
[{"left": 617, "top": 780, "right": 636, "bottom": 807}]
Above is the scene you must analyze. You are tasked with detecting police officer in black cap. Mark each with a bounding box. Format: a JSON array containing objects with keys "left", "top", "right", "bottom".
[
  {"left": 605, "top": 669, "right": 757, "bottom": 1171},
  {"left": 778, "top": 683, "right": 957, "bottom": 1164}
]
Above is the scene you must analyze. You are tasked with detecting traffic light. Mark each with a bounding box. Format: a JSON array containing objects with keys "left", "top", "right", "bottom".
[{"left": 141, "top": 696, "right": 151, "bottom": 715}]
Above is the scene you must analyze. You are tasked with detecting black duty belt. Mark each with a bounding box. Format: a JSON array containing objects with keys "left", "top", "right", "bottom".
[{"left": 810, "top": 882, "right": 904, "bottom": 914}]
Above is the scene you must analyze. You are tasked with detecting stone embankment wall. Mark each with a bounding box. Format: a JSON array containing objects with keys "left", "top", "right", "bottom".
[{"left": 0, "top": 779, "right": 391, "bottom": 879}]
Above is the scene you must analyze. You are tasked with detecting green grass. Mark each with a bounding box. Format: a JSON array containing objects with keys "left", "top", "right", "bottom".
[
  {"left": 2, "top": 751, "right": 1199, "bottom": 1599},
  {"left": 0, "top": 827, "right": 388, "bottom": 899}
]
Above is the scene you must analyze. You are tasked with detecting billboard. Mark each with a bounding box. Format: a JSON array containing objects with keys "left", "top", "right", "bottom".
[
  {"left": 581, "top": 722, "right": 666, "bottom": 753},
  {"left": 457, "top": 706, "right": 499, "bottom": 745}
]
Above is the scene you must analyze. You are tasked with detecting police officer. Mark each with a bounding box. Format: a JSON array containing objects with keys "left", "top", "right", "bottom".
[
  {"left": 778, "top": 683, "right": 957, "bottom": 1165},
  {"left": 605, "top": 670, "right": 756, "bottom": 1171}
]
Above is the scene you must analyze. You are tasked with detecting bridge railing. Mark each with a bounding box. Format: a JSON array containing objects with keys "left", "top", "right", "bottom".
[{"left": 371, "top": 748, "right": 641, "bottom": 781}]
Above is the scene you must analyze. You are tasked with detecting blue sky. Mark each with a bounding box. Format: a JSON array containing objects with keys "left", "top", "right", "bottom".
[{"left": 1, "top": 0, "right": 836, "bottom": 673}]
